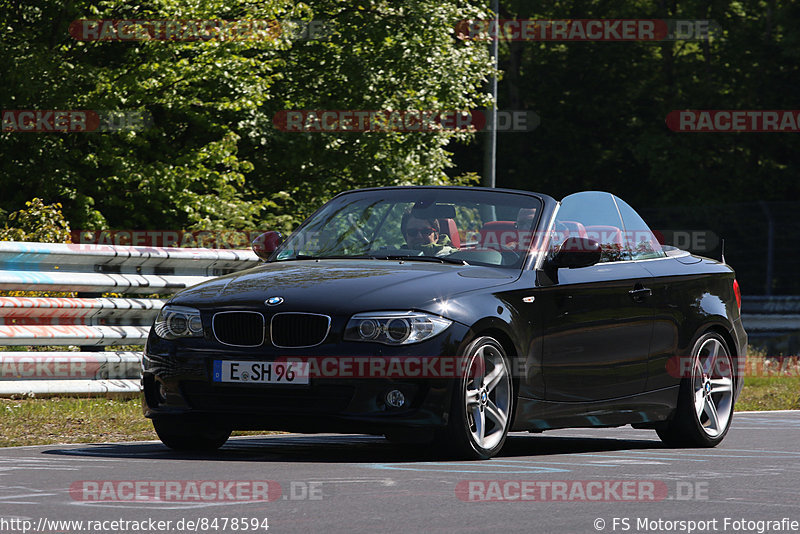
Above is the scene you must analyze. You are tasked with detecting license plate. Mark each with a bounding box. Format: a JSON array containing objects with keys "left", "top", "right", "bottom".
[{"left": 213, "top": 360, "right": 310, "bottom": 385}]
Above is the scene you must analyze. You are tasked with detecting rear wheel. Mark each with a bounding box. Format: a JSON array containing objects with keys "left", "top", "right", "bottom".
[
  {"left": 657, "top": 332, "right": 735, "bottom": 447},
  {"left": 153, "top": 418, "right": 231, "bottom": 451},
  {"left": 435, "top": 336, "right": 513, "bottom": 459}
]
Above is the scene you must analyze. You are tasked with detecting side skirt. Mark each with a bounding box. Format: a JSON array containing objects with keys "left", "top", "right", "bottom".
[{"left": 511, "top": 386, "right": 679, "bottom": 432}]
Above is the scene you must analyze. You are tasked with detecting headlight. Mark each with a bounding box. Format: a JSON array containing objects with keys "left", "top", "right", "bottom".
[
  {"left": 153, "top": 305, "right": 203, "bottom": 340},
  {"left": 344, "top": 311, "right": 452, "bottom": 345}
]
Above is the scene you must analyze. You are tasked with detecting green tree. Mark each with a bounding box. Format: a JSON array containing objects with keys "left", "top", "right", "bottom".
[
  {"left": 243, "top": 0, "right": 493, "bottom": 227},
  {"left": 0, "top": 0, "right": 494, "bottom": 234},
  {"left": 0, "top": 198, "right": 71, "bottom": 243},
  {"left": 454, "top": 0, "right": 800, "bottom": 208}
]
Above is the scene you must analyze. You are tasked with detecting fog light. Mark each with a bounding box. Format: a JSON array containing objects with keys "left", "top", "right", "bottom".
[
  {"left": 386, "top": 389, "right": 405, "bottom": 408},
  {"left": 157, "top": 382, "right": 169, "bottom": 404}
]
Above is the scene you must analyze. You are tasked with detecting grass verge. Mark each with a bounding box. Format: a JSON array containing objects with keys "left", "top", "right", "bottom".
[
  {"left": 735, "top": 376, "right": 800, "bottom": 411},
  {"left": 0, "top": 395, "right": 154, "bottom": 447},
  {"left": 0, "top": 395, "right": 273, "bottom": 447}
]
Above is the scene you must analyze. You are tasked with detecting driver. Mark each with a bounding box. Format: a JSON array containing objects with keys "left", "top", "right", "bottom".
[{"left": 400, "top": 209, "right": 459, "bottom": 257}]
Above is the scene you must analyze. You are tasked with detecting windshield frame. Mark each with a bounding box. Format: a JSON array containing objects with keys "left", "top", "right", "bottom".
[{"left": 267, "top": 186, "right": 548, "bottom": 270}]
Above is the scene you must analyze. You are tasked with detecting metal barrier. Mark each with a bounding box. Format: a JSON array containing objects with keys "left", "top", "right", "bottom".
[
  {"left": 742, "top": 296, "right": 800, "bottom": 355},
  {"left": 0, "top": 241, "right": 259, "bottom": 395}
]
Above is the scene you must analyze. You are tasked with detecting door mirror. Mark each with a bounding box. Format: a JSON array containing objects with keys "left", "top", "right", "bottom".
[
  {"left": 551, "top": 236, "right": 601, "bottom": 269},
  {"left": 252, "top": 231, "right": 283, "bottom": 261}
]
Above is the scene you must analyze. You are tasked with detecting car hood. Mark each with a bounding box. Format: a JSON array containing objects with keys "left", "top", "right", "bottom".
[{"left": 171, "top": 259, "right": 519, "bottom": 316}]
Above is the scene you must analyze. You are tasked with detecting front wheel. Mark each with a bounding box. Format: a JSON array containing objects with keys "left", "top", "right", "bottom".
[
  {"left": 435, "top": 336, "right": 513, "bottom": 459},
  {"left": 657, "top": 332, "right": 736, "bottom": 447},
  {"left": 153, "top": 418, "right": 231, "bottom": 451}
]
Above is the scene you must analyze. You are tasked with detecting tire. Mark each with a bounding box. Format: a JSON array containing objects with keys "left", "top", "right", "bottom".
[
  {"left": 434, "top": 336, "right": 513, "bottom": 459},
  {"left": 153, "top": 418, "right": 231, "bottom": 451},
  {"left": 657, "top": 332, "right": 736, "bottom": 447}
]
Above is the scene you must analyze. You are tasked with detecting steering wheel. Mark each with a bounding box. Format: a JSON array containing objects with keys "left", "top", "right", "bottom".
[{"left": 495, "top": 243, "right": 522, "bottom": 264}]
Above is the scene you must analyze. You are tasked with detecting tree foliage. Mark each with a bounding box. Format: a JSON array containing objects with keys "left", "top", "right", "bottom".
[
  {"left": 0, "top": 0, "right": 493, "bottom": 234},
  {"left": 0, "top": 198, "right": 71, "bottom": 243},
  {"left": 3, "top": 0, "right": 798, "bottom": 244},
  {"left": 454, "top": 0, "right": 800, "bottom": 209}
]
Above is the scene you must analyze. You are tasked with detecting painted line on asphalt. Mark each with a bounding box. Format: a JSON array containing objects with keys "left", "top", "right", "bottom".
[
  {"left": 360, "top": 462, "right": 571, "bottom": 474},
  {"left": 564, "top": 453, "right": 706, "bottom": 462},
  {"left": 735, "top": 410, "right": 800, "bottom": 414},
  {"left": 625, "top": 449, "right": 800, "bottom": 459}
]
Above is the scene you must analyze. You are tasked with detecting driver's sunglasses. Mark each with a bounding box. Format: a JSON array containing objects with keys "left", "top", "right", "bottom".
[{"left": 406, "top": 227, "right": 436, "bottom": 237}]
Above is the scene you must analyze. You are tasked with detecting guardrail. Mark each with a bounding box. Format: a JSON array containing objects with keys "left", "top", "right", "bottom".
[
  {"left": 741, "top": 296, "right": 800, "bottom": 355},
  {"left": 0, "top": 241, "right": 259, "bottom": 396}
]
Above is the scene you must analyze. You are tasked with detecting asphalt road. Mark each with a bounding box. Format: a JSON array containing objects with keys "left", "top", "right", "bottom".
[{"left": 1, "top": 411, "right": 799, "bottom": 534}]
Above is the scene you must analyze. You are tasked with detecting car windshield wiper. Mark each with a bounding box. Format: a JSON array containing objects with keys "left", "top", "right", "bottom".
[
  {"left": 372, "top": 254, "right": 468, "bottom": 266},
  {"left": 283, "top": 254, "right": 376, "bottom": 261},
  {"left": 277, "top": 254, "right": 467, "bottom": 265}
]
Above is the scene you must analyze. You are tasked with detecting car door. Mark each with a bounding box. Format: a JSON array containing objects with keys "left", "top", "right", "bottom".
[
  {"left": 538, "top": 192, "right": 655, "bottom": 402},
  {"left": 613, "top": 196, "right": 675, "bottom": 392}
]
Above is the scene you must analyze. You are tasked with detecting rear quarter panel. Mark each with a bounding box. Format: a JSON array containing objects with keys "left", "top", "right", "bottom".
[{"left": 640, "top": 255, "right": 746, "bottom": 393}]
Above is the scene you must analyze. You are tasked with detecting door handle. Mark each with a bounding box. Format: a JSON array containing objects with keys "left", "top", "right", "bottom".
[{"left": 628, "top": 286, "right": 652, "bottom": 302}]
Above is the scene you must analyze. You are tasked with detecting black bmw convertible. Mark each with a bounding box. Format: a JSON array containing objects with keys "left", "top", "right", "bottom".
[{"left": 143, "top": 187, "right": 746, "bottom": 459}]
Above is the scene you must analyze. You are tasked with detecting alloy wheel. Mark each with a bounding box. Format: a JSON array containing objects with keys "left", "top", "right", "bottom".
[
  {"left": 464, "top": 341, "right": 512, "bottom": 451},
  {"left": 691, "top": 337, "right": 734, "bottom": 438}
]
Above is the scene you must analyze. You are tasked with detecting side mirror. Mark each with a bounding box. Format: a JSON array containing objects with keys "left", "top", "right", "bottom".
[
  {"left": 252, "top": 231, "right": 283, "bottom": 261},
  {"left": 551, "top": 237, "right": 601, "bottom": 269}
]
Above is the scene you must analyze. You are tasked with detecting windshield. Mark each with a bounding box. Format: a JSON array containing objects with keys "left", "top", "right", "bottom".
[{"left": 272, "top": 188, "right": 543, "bottom": 269}]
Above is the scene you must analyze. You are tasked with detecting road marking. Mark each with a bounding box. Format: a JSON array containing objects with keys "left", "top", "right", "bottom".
[
  {"left": 567, "top": 453, "right": 705, "bottom": 462},
  {"left": 361, "top": 462, "right": 571, "bottom": 474},
  {"left": 735, "top": 409, "right": 800, "bottom": 414}
]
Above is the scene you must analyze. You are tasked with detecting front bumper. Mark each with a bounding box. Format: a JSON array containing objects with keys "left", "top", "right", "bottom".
[{"left": 142, "top": 323, "right": 471, "bottom": 433}]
